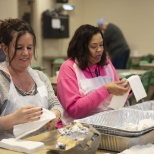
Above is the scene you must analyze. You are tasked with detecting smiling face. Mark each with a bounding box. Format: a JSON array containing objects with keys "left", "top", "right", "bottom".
[
  {"left": 88, "top": 33, "right": 104, "bottom": 66},
  {"left": 4, "top": 32, "right": 34, "bottom": 71}
]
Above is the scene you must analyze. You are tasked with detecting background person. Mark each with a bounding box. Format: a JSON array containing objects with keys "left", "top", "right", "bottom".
[
  {"left": 0, "top": 42, "right": 6, "bottom": 62},
  {"left": 57, "top": 24, "right": 130, "bottom": 126},
  {"left": 0, "top": 18, "right": 63, "bottom": 140},
  {"left": 97, "top": 18, "right": 130, "bottom": 69}
]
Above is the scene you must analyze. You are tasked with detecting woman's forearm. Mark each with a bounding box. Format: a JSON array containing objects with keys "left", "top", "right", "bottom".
[{"left": 0, "top": 114, "right": 15, "bottom": 131}]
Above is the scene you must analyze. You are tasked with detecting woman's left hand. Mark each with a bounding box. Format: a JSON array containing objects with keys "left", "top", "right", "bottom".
[{"left": 44, "top": 110, "right": 61, "bottom": 130}]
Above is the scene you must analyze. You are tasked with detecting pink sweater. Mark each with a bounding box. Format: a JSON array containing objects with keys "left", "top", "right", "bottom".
[{"left": 57, "top": 58, "right": 119, "bottom": 120}]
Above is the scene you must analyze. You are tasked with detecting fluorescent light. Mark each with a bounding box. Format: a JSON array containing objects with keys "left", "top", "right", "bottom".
[{"left": 62, "top": 4, "right": 75, "bottom": 10}]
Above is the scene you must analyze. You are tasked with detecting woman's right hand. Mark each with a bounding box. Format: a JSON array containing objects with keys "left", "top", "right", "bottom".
[
  {"left": 105, "top": 80, "right": 130, "bottom": 95},
  {"left": 12, "top": 105, "right": 42, "bottom": 125},
  {"left": 0, "top": 105, "right": 42, "bottom": 131}
]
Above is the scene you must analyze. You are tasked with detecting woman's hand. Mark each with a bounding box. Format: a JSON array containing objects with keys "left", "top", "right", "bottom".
[
  {"left": 44, "top": 109, "right": 61, "bottom": 130},
  {"left": 105, "top": 79, "right": 130, "bottom": 95},
  {"left": 12, "top": 105, "right": 42, "bottom": 125},
  {"left": 1, "top": 105, "right": 42, "bottom": 131}
]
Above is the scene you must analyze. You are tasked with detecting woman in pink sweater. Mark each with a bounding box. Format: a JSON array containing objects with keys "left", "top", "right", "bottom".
[{"left": 57, "top": 24, "right": 130, "bottom": 126}]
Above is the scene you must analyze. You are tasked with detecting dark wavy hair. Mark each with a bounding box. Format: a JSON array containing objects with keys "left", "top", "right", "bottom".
[
  {"left": 67, "top": 24, "right": 107, "bottom": 70},
  {"left": 0, "top": 18, "right": 37, "bottom": 64}
]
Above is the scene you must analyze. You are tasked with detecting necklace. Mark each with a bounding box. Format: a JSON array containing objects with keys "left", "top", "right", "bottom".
[{"left": 87, "top": 64, "right": 100, "bottom": 78}]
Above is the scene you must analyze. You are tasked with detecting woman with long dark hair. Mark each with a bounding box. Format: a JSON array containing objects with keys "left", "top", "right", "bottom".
[{"left": 57, "top": 24, "right": 130, "bottom": 126}]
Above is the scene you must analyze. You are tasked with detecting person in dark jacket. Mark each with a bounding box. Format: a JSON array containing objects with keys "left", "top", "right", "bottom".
[
  {"left": 0, "top": 44, "right": 6, "bottom": 62},
  {"left": 97, "top": 18, "right": 130, "bottom": 69}
]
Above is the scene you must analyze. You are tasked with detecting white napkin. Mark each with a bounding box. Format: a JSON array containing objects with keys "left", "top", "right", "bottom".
[
  {"left": 109, "top": 75, "right": 147, "bottom": 109},
  {"left": 127, "top": 75, "right": 147, "bottom": 101},
  {"left": 13, "top": 108, "right": 56, "bottom": 139},
  {"left": 119, "top": 144, "right": 154, "bottom": 154},
  {"left": 0, "top": 138, "right": 44, "bottom": 154}
]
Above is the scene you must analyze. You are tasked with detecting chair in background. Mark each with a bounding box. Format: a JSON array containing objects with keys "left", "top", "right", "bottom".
[
  {"left": 52, "top": 58, "right": 65, "bottom": 76},
  {"left": 149, "top": 70, "right": 154, "bottom": 100},
  {"left": 127, "top": 54, "right": 154, "bottom": 70},
  {"left": 141, "top": 69, "right": 153, "bottom": 94},
  {"left": 32, "top": 66, "right": 42, "bottom": 71},
  {"left": 32, "top": 66, "right": 49, "bottom": 76},
  {"left": 126, "top": 58, "right": 140, "bottom": 69},
  {"left": 139, "top": 60, "right": 149, "bottom": 65},
  {"left": 141, "top": 54, "right": 154, "bottom": 63}
]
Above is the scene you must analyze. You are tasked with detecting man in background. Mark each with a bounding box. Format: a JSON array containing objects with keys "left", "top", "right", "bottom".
[{"left": 97, "top": 18, "right": 130, "bottom": 69}]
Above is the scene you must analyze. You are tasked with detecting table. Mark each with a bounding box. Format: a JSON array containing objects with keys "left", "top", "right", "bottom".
[
  {"left": 116, "top": 69, "right": 147, "bottom": 79},
  {"left": 130, "top": 55, "right": 143, "bottom": 65},
  {"left": 50, "top": 69, "right": 147, "bottom": 85},
  {"left": 50, "top": 76, "right": 57, "bottom": 85},
  {"left": 0, "top": 131, "right": 116, "bottom": 154},
  {"left": 139, "top": 63, "right": 154, "bottom": 70},
  {"left": 43, "top": 56, "right": 67, "bottom": 76},
  {"left": 50, "top": 69, "right": 147, "bottom": 95}
]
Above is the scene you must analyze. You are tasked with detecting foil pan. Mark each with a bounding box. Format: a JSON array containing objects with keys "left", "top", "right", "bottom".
[
  {"left": 99, "top": 130, "right": 154, "bottom": 152},
  {"left": 127, "top": 101, "right": 154, "bottom": 111},
  {"left": 75, "top": 108, "right": 154, "bottom": 137},
  {"left": 75, "top": 102, "right": 154, "bottom": 152}
]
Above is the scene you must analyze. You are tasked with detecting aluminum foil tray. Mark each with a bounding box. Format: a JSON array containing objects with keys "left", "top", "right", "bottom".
[
  {"left": 127, "top": 101, "right": 154, "bottom": 111},
  {"left": 75, "top": 108, "right": 154, "bottom": 137},
  {"left": 99, "top": 130, "right": 154, "bottom": 152}
]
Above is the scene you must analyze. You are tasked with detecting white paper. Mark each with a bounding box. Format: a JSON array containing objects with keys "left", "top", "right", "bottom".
[
  {"left": 127, "top": 75, "right": 147, "bottom": 101},
  {"left": 109, "top": 89, "right": 131, "bottom": 109},
  {"left": 13, "top": 108, "right": 56, "bottom": 139},
  {"left": 51, "top": 19, "right": 61, "bottom": 29},
  {"left": 0, "top": 138, "right": 44, "bottom": 154},
  {"left": 109, "top": 75, "right": 147, "bottom": 109}
]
